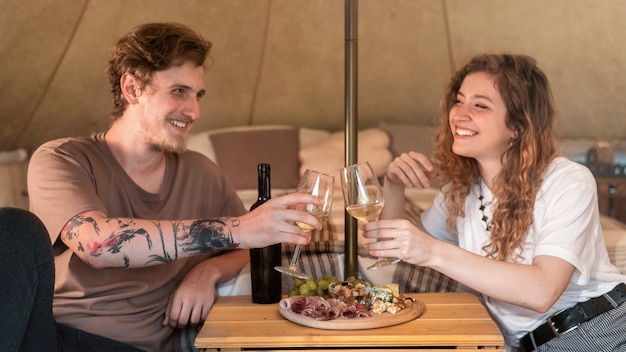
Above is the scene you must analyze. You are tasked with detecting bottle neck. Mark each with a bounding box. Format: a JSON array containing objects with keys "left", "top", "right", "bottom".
[
  {"left": 257, "top": 168, "right": 271, "bottom": 200},
  {"left": 252, "top": 164, "right": 271, "bottom": 211}
]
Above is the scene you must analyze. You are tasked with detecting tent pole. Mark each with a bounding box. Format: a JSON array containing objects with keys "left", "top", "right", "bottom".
[{"left": 344, "top": 0, "right": 358, "bottom": 280}]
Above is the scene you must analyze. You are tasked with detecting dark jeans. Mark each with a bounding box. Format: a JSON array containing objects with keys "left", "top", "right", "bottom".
[{"left": 0, "top": 207, "right": 143, "bottom": 352}]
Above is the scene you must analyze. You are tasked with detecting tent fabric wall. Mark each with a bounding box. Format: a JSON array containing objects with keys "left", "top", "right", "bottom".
[{"left": 1, "top": 0, "right": 625, "bottom": 153}]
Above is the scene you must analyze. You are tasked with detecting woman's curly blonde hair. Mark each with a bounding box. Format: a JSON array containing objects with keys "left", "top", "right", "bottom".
[{"left": 432, "top": 54, "right": 557, "bottom": 261}]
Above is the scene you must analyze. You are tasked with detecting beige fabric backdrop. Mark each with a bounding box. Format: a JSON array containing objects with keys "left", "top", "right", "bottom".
[{"left": 1, "top": 0, "right": 625, "bottom": 153}]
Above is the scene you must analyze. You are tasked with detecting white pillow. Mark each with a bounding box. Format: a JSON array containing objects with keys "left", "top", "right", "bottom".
[
  {"left": 299, "top": 127, "right": 332, "bottom": 148},
  {"left": 299, "top": 128, "right": 393, "bottom": 189},
  {"left": 187, "top": 130, "right": 218, "bottom": 162}
]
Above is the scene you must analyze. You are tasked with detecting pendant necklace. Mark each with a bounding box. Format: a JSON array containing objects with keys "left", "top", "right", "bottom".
[{"left": 478, "top": 182, "right": 492, "bottom": 232}]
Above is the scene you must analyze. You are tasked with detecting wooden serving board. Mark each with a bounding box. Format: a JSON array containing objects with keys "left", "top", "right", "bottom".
[{"left": 278, "top": 300, "right": 426, "bottom": 330}]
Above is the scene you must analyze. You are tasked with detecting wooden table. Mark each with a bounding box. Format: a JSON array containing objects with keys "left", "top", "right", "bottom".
[{"left": 195, "top": 292, "right": 504, "bottom": 351}]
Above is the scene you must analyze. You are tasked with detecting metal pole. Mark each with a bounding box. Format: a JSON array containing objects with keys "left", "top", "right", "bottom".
[{"left": 344, "top": 0, "right": 358, "bottom": 279}]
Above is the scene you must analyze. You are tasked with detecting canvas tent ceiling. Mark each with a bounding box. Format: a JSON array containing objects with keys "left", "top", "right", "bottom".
[{"left": 1, "top": 0, "right": 625, "bottom": 153}]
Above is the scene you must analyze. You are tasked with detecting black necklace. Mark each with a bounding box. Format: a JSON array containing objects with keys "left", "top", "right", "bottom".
[{"left": 478, "top": 184, "right": 492, "bottom": 232}]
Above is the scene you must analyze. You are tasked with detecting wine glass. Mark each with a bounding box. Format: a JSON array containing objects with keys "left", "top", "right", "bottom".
[
  {"left": 275, "top": 169, "right": 334, "bottom": 279},
  {"left": 341, "top": 161, "right": 400, "bottom": 270}
]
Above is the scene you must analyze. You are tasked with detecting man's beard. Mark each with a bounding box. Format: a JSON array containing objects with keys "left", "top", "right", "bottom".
[
  {"left": 140, "top": 116, "right": 188, "bottom": 153},
  {"left": 150, "top": 137, "right": 186, "bottom": 153}
]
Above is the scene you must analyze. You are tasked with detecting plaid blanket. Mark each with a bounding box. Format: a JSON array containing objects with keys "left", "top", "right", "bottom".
[{"left": 281, "top": 194, "right": 459, "bottom": 293}]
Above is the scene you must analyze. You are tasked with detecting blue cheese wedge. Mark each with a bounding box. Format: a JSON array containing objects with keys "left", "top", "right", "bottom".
[
  {"left": 370, "top": 286, "right": 393, "bottom": 303},
  {"left": 369, "top": 284, "right": 408, "bottom": 314}
]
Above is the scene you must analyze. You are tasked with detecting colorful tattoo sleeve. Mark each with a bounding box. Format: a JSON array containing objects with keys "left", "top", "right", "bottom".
[{"left": 62, "top": 213, "right": 239, "bottom": 268}]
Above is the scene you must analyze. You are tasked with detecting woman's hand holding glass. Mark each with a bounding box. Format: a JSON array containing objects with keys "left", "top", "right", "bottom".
[
  {"left": 361, "top": 217, "right": 434, "bottom": 267},
  {"left": 341, "top": 161, "right": 400, "bottom": 270}
]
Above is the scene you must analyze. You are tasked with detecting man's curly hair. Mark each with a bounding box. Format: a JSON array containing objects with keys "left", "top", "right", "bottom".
[{"left": 106, "top": 22, "right": 212, "bottom": 119}]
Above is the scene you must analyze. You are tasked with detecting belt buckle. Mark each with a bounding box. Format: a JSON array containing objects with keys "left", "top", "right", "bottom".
[{"left": 547, "top": 315, "right": 578, "bottom": 337}]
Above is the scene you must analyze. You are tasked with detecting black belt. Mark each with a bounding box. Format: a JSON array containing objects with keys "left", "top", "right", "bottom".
[{"left": 520, "top": 283, "right": 626, "bottom": 352}]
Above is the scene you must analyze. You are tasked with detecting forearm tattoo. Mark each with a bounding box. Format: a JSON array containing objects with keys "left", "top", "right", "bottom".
[
  {"left": 65, "top": 214, "right": 100, "bottom": 241},
  {"left": 63, "top": 213, "right": 240, "bottom": 268},
  {"left": 146, "top": 220, "right": 172, "bottom": 265},
  {"left": 89, "top": 219, "right": 152, "bottom": 268},
  {"left": 180, "top": 217, "right": 240, "bottom": 254}
]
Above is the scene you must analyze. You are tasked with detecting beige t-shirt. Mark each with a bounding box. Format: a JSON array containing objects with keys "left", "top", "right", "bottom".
[{"left": 28, "top": 133, "right": 247, "bottom": 352}]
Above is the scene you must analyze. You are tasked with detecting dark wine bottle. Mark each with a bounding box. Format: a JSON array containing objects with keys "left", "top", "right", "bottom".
[{"left": 249, "top": 163, "right": 282, "bottom": 304}]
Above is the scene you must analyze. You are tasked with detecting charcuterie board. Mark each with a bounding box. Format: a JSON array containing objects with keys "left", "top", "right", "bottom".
[{"left": 279, "top": 299, "right": 425, "bottom": 330}]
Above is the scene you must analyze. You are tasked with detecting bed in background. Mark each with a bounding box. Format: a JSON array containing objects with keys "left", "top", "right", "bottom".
[{"left": 186, "top": 122, "right": 626, "bottom": 296}]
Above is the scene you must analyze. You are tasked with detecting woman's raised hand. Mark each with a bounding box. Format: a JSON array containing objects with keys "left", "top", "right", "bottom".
[{"left": 385, "top": 151, "right": 436, "bottom": 189}]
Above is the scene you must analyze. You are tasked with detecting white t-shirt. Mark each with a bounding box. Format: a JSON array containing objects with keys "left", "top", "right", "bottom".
[{"left": 422, "top": 157, "right": 626, "bottom": 346}]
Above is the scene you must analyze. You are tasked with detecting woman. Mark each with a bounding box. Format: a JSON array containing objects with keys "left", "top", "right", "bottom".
[{"left": 363, "top": 54, "right": 626, "bottom": 351}]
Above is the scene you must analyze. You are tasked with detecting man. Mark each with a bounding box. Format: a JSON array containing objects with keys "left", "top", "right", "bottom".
[{"left": 27, "top": 22, "right": 320, "bottom": 351}]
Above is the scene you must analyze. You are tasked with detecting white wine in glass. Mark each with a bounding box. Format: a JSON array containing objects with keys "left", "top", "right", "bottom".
[
  {"left": 345, "top": 203, "right": 384, "bottom": 224},
  {"left": 341, "top": 161, "right": 400, "bottom": 270},
  {"left": 275, "top": 169, "right": 334, "bottom": 279},
  {"left": 295, "top": 210, "right": 329, "bottom": 232}
]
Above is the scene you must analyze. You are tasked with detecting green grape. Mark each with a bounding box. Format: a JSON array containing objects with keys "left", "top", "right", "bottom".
[
  {"left": 292, "top": 275, "right": 346, "bottom": 297},
  {"left": 325, "top": 276, "right": 339, "bottom": 288},
  {"left": 346, "top": 275, "right": 357, "bottom": 284},
  {"left": 293, "top": 277, "right": 305, "bottom": 287},
  {"left": 299, "top": 283, "right": 311, "bottom": 296}
]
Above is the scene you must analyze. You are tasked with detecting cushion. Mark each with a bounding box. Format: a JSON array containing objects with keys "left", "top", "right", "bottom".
[
  {"left": 187, "top": 130, "right": 218, "bottom": 162},
  {"left": 187, "top": 125, "right": 332, "bottom": 164},
  {"left": 187, "top": 125, "right": 295, "bottom": 163},
  {"left": 299, "top": 128, "right": 393, "bottom": 189},
  {"left": 378, "top": 121, "right": 437, "bottom": 157},
  {"left": 299, "top": 127, "right": 332, "bottom": 149},
  {"left": 209, "top": 126, "right": 300, "bottom": 190}
]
